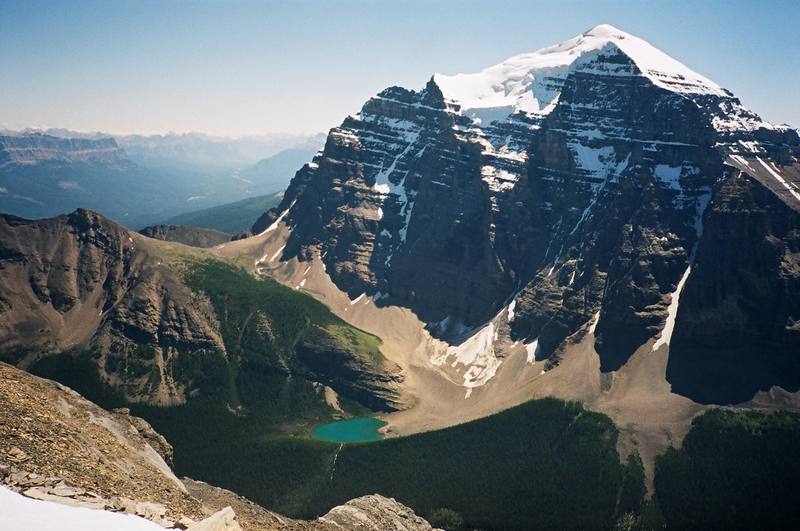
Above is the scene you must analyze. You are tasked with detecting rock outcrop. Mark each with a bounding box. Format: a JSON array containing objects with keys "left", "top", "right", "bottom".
[
  {"left": 317, "top": 494, "right": 437, "bottom": 531},
  {"left": 114, "top": 407, "right": 176, "bottom": 467},
  {"left": 0, "top": 362, "right": 203, "bottom": 526}
]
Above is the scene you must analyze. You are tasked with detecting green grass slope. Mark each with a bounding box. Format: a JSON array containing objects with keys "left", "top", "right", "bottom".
[
  {"left": 181, "top": 260, "right": 385, "bottom": 404},
  {"left": 24, "top": 256, "right": 384, "bottom": 416},
  {"left": 162, "top": 192, "right": 283, "bottom": 234},
  {"left": 22, "top": 256, "right": 388, "bottom": 517}
]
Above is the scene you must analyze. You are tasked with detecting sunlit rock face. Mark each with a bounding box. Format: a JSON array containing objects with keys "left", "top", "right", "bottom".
[{"left": 260, "top": 24, "right": 800, "bottom": 404}]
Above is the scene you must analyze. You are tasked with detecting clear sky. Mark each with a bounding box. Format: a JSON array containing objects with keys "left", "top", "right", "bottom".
[{"left": 1, "top": 0, "right": 798, "bottom": 137}]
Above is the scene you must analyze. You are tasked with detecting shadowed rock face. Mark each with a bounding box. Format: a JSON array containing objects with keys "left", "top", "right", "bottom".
[
  {"left": 273, "top": 80, "right": 512, "bottom": 332},
  {"left": 256, "top": 29, "right": 800, "bottom": 403},
  {"left": 667, "top": 170, "right": 800, "bottom": 403},
  {"left": 139, "top": 224, "right": 231, "bottom": 248}
]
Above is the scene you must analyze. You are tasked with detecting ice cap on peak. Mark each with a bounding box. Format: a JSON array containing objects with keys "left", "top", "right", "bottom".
[
  {"left": 582, "top": 23, "right": 629, "bottom": 38},
  {"left": 433, "top": 24, "right": 727, "bottom": 120}
]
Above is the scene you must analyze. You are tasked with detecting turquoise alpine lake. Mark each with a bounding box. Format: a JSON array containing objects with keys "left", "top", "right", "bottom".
[{"left": 312, "top": 417, "right": 387, "bottom": 443}]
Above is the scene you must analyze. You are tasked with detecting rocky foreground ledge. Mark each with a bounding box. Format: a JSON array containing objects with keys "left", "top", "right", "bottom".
[{"left": 0, "top": 363, "right": 436, "bottom": 530}]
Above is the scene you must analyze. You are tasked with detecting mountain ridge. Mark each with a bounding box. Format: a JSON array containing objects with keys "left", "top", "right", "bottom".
[
  {"left": 161, "top": 192, "right": 283, "bottom": 235},
  {"left": 0, "top": 208, "right": 403, "bottom": 411}
]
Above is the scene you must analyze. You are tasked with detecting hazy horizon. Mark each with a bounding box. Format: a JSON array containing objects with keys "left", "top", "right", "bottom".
[
  {"left": 1, "top": 126, "right": 325, "bottom": 139},
  {"left": 2, "top": 0, "right": 799, "bottom": 137}
]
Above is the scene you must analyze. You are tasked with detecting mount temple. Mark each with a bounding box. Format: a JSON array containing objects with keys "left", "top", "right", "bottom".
[{"left": 256, "top": 24, "right": 800, "bottom": 405}]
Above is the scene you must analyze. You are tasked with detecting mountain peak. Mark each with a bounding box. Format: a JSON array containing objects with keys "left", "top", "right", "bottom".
[
  {"left": 582, "top": 23, "right": 628, "bottom": 38},
  {"left": 433, "top": 25, "right": 727, "bottom": 119}
]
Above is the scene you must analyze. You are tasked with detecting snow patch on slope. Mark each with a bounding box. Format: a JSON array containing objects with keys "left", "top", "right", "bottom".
[
  {"left": 507, "top": 299, "right": 516, "bottom": 322},
  {"left": 567, "top": 150, "right": 630, "bottom": 238},
  {"left": 570, "top": 144, "right": 616, "bottom": 177},
  {"left": 588, "top": 311, "right": 601, "bottom": 334},
  {"left": 756, "top": 157, "right": 800, "bottom": 203},
  {"left": 431, "top": 323, "right": 502, "bottom": 390},
  {"left": 525, "top": 339, "right": 539, "bottom": 364},
  {"left": 0, "top": 485, "right": 164, "bottom": 531},
  {"left": 481, "top": 166, "right": 519, "bottom": 192},
  {"left": 260, "top": 199, "right": 297, "bottom": 235},
  {"left": 270, "top": 244, "right": 286, "bottom": 262},
  {"left": 370, "top": 125, "right": 423, "bottom": 245},
  {"left": 653, "top": 164, "right": 683, "bottom": 191},
  {"left": 652, "top": 186, "right": 712, "bottom": 350},
  {"left": 653, "top": 264, "right": 691, "bottom": 351}
]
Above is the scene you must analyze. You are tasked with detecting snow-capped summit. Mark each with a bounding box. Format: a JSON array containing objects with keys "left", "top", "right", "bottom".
[
  {"left": 261, "top": 22, "right": 800, "bottom": 408},
  {"left": 433, "top": 24, "right": 727, "bottom": 119}
]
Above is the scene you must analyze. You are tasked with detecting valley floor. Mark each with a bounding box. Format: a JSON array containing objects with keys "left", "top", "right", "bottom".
[{"left": 215, "top": 220, "right": 800, "bottom": 490}]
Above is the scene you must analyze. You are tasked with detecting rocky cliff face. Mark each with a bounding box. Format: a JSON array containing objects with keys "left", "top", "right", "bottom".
[
  {"left": 0, "top": 209, "right": 402, "bottom": 410},
  {"left": 256, "top": 24, "right": 800, "bottom": 404},
  {"left": 0, "top": 209, "right": 224, "bottom": 404},
  {"left": 668, "top": 169, "right": 800, "bottom": 403}
]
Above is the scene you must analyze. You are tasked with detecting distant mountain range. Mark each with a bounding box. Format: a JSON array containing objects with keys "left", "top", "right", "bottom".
[
  {"left": 0, "top": 130, "right": 322, "bottom": 228},
  {"left": 2, "top": 128, "right": 325, "bottom": 171},
  {"left": 115, "top": 131, "right": 325, "bottom": 173}
]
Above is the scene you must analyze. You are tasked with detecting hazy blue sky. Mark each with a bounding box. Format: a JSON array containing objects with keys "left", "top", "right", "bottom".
[{"left": 2, "top": 0, "right": 798, "bottom": 136}]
